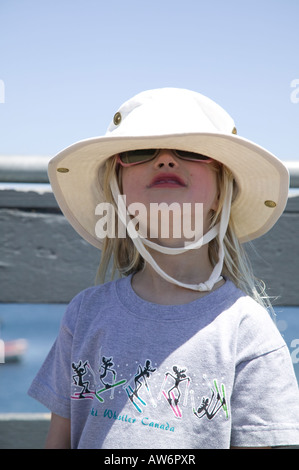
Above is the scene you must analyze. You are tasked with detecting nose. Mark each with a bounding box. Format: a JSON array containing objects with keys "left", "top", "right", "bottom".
[{"left": 153, "top": 150, "right": 179, "bottom": 169}]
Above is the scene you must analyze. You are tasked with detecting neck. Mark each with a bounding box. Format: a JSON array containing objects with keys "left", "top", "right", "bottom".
[{"left": 131, "top": 245, "right": 224, "bottom": 305}]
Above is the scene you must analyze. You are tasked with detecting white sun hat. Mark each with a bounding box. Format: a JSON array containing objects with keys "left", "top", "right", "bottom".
[{"left": 48, "top": 87, "right": 289, "bottom": 253}]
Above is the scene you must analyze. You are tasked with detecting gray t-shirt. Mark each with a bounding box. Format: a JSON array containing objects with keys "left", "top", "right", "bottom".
[{"left": 28, "top": 276, "right": 299, "bottom": 448}]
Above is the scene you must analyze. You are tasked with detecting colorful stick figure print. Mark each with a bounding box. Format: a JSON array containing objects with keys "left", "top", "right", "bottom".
[
  {"left": 159, "top": 365, "right": 191, "bottom": 418},
  {"left": 71, "top": 360, "right": 94, "bottom": 399},
  {"left": 191, "top": 379, "right": 229, "bottom": 420},
  {"left": 124, "top": 359, "right": 157, "bottom": 413},
  {"left": 99, "top": 356, "right": 117, "bottom": 396},
  {"left": 95, "top": 356, "right": 126, "bottom": 403}
]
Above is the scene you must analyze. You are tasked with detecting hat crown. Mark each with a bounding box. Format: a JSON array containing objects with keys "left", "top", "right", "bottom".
[{"left": 106, "top": 88, "right": 235, "bottom": 137}]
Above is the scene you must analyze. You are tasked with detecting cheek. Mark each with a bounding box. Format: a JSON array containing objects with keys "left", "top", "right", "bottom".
[
  {"left": 121, "top": 168, "right": 144, "bottom": 205},
  {"left": 191, "top": 168, "right": 219, "bottom": 210}
]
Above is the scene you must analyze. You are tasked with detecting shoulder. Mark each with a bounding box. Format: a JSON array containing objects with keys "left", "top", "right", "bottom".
[
  {"left": 70, "top": 278, "right": 119, "bottom": 304},
  {"left": 61, "top": 277, "right": 127, "bottom": 332},
  {"left": 220, "top": 280, "right": 274, "bottom": 326},
  {"left": 212, "top": 280, "right": 269, "bottom": 325},
  {"left": 224, "top": 282, "right": 286, "bottom": 362}
]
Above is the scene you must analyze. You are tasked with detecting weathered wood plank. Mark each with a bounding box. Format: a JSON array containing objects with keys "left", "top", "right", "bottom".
[{"left": 0, "top": 188, "right": 298, "bottom": 305}]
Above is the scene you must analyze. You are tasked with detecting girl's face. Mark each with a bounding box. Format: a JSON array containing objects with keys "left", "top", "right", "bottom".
[{"left": 120, "top": 149, "right": 219, "bottom": 239}]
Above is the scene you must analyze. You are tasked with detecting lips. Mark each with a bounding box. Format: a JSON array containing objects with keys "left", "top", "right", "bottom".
[{"left": 148, "top": 173, "right": 186, "bottom": 188}]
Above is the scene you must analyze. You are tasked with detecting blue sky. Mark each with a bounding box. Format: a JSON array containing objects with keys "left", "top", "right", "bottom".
[{"left": 0, "top": 0, "right": 298, "bottom": 161}]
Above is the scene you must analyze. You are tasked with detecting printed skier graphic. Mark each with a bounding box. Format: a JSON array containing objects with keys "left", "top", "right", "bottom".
[
  {"left": 159, "top": 366, "right": 190, "bottom": 418},
  {"left": 71, "top": 357, "right": 127, "bottom": 403},
  {"left": 95, "top": 356, "right": 126, "bottom": 403},
  {"left": 191, "top": 378, "right": 229, "bottom": 420},
  {"left": 70, "top": 353, "right": 229, "bottom": 426},
  {"left": 124, "top": 359, "right": 156, "bottom": 413},
  {"left": 71, "top": 360, "right": 95, "bottom": 399}
]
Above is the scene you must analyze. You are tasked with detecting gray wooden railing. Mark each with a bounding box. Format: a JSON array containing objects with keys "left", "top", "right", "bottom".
[{"left": 0, "top": 156, "right": 298, "bottom": 448}]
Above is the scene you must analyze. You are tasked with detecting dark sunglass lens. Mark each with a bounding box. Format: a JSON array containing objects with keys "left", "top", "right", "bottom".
[
  {"left": 120, "top": 149, "right": 157, "bottom": 164},
  {"left": 175, "top": 150, "right": 211, "bottom": 161}
]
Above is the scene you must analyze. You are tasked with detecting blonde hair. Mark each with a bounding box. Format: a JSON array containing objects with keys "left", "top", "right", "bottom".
[{"left": 96, "top": 156, "right": 273, "bottom": 312}]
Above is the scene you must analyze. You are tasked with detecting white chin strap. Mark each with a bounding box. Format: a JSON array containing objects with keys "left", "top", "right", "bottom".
[{"left": 110, "top": 176, "right": 233, "bottom": 292}]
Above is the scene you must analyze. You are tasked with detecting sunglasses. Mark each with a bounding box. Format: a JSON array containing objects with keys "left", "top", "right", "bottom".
[{"left": 117, "top": 149, "right": 213, "bottom": 167}]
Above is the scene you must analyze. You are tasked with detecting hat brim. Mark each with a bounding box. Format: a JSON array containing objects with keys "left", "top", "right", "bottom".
[{"left": 48, "top": 132, "right": 289, "bottom": 249}]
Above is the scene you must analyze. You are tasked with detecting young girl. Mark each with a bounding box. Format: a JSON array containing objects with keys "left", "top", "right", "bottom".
[{"left": 28, "top": 88, "right": 299, "bottom": 449}]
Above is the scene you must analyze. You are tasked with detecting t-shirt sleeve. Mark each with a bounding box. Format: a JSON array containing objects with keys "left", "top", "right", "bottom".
[
  {"left": 230, "top": 342, "right": 299, "bottom": 447},
  {"left": 27, "top": 293, "right": 81, "bottom": 418}
]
